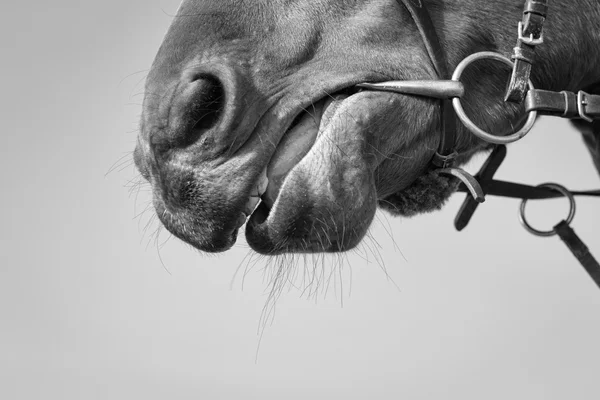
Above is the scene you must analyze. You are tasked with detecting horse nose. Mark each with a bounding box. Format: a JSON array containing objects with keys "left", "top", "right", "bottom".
[
  {"left": 175, "top": 73, "right": 225, "bottom": 146},
  {"left": 153, "top": 72, "right": 226, "bottom": 150}
]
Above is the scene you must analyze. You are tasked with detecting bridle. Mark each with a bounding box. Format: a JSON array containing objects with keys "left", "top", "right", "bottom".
[{"left": 357, "top": 0, "right": 600, "bottom": 288}]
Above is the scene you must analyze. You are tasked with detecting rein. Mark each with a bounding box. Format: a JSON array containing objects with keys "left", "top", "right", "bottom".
[{"left": 357, "top": 0, "right": 600, "bottom": 288}]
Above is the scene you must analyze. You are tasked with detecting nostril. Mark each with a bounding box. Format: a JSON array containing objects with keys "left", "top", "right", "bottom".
[
  {"left": 181, "top": 75, "right": 225, "bottom": 147},
  {"left": 150, "top": 73, "right": 228, "bottom": 154}
]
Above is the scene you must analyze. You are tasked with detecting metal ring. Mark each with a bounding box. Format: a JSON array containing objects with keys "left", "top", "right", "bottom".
[
  {"left": 519, "top": 183, "right": 576, "bottom": 237},
  {"left": 451, "top": 51, "right": 538, "bottom": 145}
]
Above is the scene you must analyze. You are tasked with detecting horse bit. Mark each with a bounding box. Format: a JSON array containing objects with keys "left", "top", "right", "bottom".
[{"left": 357, "top": 0, "right": 600, "bottom": 288}]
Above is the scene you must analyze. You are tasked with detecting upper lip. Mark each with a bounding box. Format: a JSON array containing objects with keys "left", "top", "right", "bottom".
[{"left": 230, "top": 75, "right": 378, "bottom": 160}]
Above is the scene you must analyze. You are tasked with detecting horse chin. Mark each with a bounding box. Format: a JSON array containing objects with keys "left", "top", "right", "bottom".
[{"left": 379, "top": 169, "right": 459, "bottom": 217}]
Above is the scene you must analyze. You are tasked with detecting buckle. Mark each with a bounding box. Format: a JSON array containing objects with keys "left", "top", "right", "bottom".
[
  {"left": 523, "top": 0, "right": 548, "bottom": 17},
  {"left": 577, "top": 91, "right": 593, "bottom": 123},
  {"left": 517, "top": 21, "right": 544, "bottom": 46},
  {"left": 432, "top": 151, "right": 458, "bottom": 168}
]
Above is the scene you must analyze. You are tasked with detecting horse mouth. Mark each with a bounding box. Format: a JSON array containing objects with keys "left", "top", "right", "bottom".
[
  {"left": 247, "top": 94, "right": 348, "bottom": 223},
  {"left": 243, "top": 89, "right": 378, "bottom": 254},
  {"left": 141, "top": 78, "right": 445, "bottom": 254},
  {"left": 263, "top": 93, "right": 350, "bottom": 206}
]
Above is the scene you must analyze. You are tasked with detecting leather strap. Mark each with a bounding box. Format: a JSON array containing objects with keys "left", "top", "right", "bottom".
[
  {"left": 454, "top": 146, "right": 600, "bottom": 230},
  {"left": 525, "top": 89, "right": 600, "bottom": 121},
  {"left": 555, "top": 221, "right": 600, "bottom": 289},
  {"left": 398, "top": 0, "right": 448, "bottom": 78},
  {"left": 454, "top": 145, "right": 506, "bottom": 231},
  {"left": 470, "top": 181, "right": 600, "bottom": 199},
  {"left": 396, "top": 0, "right": 458, "bottom": 167},
  {"left": 505, "top": 0, "right": 548, "bottom": 103}
]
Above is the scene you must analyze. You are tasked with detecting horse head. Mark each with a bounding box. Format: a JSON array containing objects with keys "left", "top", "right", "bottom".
[{"left": 134, "top": 0, "right": 600, "bottom": 254}]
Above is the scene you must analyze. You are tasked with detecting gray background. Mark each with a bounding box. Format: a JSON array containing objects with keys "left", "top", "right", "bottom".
[{"left": 2, "top": 1, "right": 599, "bottom": 399}]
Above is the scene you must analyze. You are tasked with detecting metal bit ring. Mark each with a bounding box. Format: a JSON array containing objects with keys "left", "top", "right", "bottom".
[
  {"left": 452, "top": 51, "right": 538, "bottom": 145},
  {"left": 519, "top": 183, "right": 576, "bottom": 237}
]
